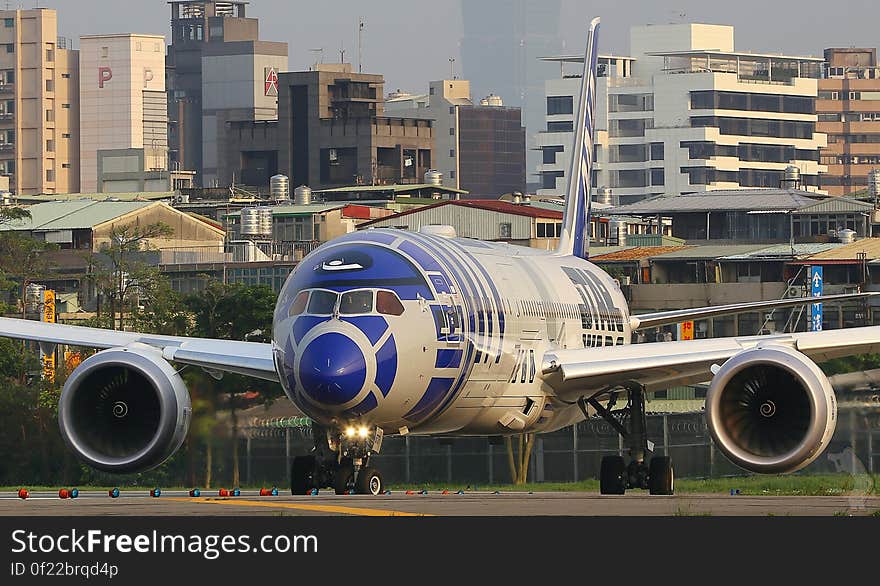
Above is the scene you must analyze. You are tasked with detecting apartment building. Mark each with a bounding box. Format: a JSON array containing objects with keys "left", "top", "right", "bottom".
[
  {"left": 536, "top": 24, "right": 827, "bottom": 204},
  {"left": 817, "top": 48, "right": 880, "bottom": 196},
  {"left": 0, "top": 8, "right": 78, "bottom": 195}
]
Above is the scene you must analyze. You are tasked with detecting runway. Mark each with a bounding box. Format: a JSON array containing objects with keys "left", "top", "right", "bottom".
[{"left": 1, "top": 490, "right": 878, "bottom": 516}]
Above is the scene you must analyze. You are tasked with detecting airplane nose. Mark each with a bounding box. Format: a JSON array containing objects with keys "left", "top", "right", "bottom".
[{"left": 299, "top": 332, "right": 366, "bottom": 405}]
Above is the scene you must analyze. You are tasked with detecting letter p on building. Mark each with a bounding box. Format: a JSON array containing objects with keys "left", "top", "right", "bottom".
[{"left": 98, "top": 66, "right": 112, "bottom": 88}]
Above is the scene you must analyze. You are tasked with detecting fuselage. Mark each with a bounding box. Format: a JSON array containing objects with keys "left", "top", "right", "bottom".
[{"left": 272, "top": 228, "right": 631, "bottom": 436}]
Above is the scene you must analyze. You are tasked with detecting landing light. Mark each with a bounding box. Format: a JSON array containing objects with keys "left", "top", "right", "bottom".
[
  {"left": 345, "top": 426, "right": 356, "bottom": 438},
  {"left": 358, "top": 426, "right": 369, "bottom": 438}
]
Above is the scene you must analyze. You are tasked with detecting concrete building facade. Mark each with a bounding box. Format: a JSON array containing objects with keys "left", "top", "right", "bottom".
[
  {"left": 0, "top": 8, "right": 79, "bottom": 195},
  {"left": 537, "top": 24, "right": 827, "bottom": 204},
  {"left": 79, "top": 33, "right": 168, "bottom": 193},
  {"left": 218, "top": 64, "right": 434, "bottom": 190},
  {"left": 385, "top": 79, "right": 526, "bottom": 198},
  {"left": 167, "top": 1, "right": 286, "bottom": 186},
  {"left": 200, "top": 40, "right": 287, "bottom": 187},
  {"left": 818, "top": 48, "right": 880, "bottom": 196}
]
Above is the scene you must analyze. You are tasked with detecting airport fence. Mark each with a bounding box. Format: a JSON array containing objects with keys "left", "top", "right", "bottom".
[{"left": 232, "top": 406, "right": 880, "bottom": 487}]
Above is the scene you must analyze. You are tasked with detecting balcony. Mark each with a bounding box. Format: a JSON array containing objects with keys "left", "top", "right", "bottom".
[
  {"left": 0, "top": 142, "right": 14, "bottom": 152},
  {"left": 0, "top": 82, "right": 13, "bottom": 94},
  {"left": 0, "top": 112, "right": 12, "bottom": 122}
]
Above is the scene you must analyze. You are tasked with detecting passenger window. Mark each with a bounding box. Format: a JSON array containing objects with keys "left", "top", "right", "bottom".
[
  {"left": 376, "top": 291, "right": 405, "bottom": 316},
  {"left": 340, "top": 290, "right": 373, "bottom": 315},
  {"left": 289, "top": 291, "right": 309, "bottom": 316},
  {"left": 307, "top": 290, "right": 337, "bottom": 315}
]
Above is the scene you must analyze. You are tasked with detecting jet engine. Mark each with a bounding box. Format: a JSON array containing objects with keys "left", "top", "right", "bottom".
[
  {"left": 705, "top": 345, "right": 836, "bottom": 474},
  {"left": 58, "top": 344, "right": 191, "bottom": 473}
]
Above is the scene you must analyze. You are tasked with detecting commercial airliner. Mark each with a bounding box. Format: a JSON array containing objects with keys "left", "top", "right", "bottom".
[{"left": 1, "top": 18, "right": 877, "bottom": 496}]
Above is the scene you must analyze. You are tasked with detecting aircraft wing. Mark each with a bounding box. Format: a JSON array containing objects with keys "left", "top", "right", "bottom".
[
  {"left": 542, "top": 326, "right": 880, "bottom": 399},
  {"left": 629, "top": 292, "right": 876, "bottom": 330},
  {"left": 0, "top": 317, "right": 279, "bottom": 382}
]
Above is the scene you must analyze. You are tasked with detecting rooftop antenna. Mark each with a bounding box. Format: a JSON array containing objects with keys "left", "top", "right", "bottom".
[
  {"left": 358, "top": 17, "right": 364, "bottom": 73},
  {"left": 339, "top": 43, "right": 346, "bottom": 64},
  {"left": 449, "top": 57, "right": 455, "bottom": 79}
]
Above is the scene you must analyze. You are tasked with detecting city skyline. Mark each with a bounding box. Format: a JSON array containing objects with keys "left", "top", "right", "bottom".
[{"left": 43, "top": 0, "right": 880, "bottom": 100}]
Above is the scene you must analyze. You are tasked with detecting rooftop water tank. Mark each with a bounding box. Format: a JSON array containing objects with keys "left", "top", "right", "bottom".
[
  {"left": 240, "top": 208, "right": 261, "bottom": 236},
  {"left": 594, "top": 187, "right": 613, "bottom": 206},
  {"left": 424, "top": 169, "right": 442, "bottom": 186},
  {"left": 480, "top": 94, "right": 503, "bottom": 106},
  {"left": 869, "top": 169, "right": 880, "bottom": 200},
  {"left": 257, "top": 206, "right": 273, "bottom": 237},
  {"left": 270, "top": 174, "right": 290, "bottom": 202},
  {"left": 294, "top": 185, "right": 312, "bottom": 205},
  {"left": 837, "top": 228, "right": 856, "bottom": 244},
  {"left": 782, "top": 165, "right": 801, "bottom": 189}
]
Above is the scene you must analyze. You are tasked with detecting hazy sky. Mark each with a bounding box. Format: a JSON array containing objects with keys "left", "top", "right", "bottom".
[{"left": 37, "top": 0, "right": 880, "bottom": 92}]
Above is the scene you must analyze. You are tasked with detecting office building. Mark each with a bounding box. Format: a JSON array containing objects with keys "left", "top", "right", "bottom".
[
  {"left": 537, "top": 24, "right": 827, "bottom": 204},
  {"left": 0, "top": 8, "right": 79, "bottom": 195},
  {"left": 818, "top": 48, "right": 880, "bottom": 196},
  {"left": 79, "top": 33, "right": 173, "bottom": 193},
  {"left": 167, "top": 0, "right": 287, "bottom": 185},
  {"left": 385, "top": 80, "right": 526, "bottom": 198},
  {"left": 219, "top": 63, "right": 434, "bottom": 190}
]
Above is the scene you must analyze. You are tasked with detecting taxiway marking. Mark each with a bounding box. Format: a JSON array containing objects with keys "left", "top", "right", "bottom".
[{"left": 164, "top": 497, "right": 431, "bottom": 516}]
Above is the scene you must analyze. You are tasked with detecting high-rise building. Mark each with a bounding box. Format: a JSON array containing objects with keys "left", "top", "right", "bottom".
[
  {"left": 385, "top": 80, "right": 526, "bottom": 198},
  {"left": 218, "top": 63, "right": 434, "bottom": 189},
  {"left": 167, "top": 0, "right": 287, "bottom": 186},
  {"left": 537, "top": 24, "right": 827, "bottom": 204},
  {"left": 79, "top": 34, "right": 169, "bottom": 193},
  {"left": 0, "top": 8, "right": 78, "bottom": 195},
  {"left": 460, "top": 0, "right": 561, "bottom": 186},
  {"left": 817, "top": 48, "right": 880, "bottom": 196}
]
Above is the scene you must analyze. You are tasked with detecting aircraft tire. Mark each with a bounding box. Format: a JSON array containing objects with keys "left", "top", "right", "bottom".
[
  {"left": 355, "top": 467, "right": 383, "bottom": 495},
  {"left": 334, "top": 461, "right": 355, "bottom": 495},
  {"left": 291, "top": 455, "right": 317, "bottom": 495},
  {"left": 648, "top": 456, "right": 674, "bottom": 495},
  {"left": 599, "top": 456, "right": 626, "bottom": 495}
]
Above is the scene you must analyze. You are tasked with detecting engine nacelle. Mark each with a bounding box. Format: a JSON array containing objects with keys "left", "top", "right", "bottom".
[
  {"left": 58, "top": 344, "right": 191, "bottom": 473},
  {"left": 706, "top": 345, "right": 836, "bottom": 474}
]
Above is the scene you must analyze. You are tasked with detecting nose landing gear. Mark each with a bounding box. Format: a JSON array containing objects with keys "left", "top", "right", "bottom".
[
  {"left": 290, "top": 424, "right": 385, "bottom": 495},
  {"left": 580, "top": 386, "right": 675, "bottom": 496}
]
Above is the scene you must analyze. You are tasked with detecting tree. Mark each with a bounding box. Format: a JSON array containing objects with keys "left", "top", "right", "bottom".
[
  {"left": 0, "top": 233, "right": 58, "bottom": 319},
  {"left": 87, "top": 221, "right": 174, "bottom": 330},
  {"left": 185, "top": 281, "right": 280, "bottom": 487}
]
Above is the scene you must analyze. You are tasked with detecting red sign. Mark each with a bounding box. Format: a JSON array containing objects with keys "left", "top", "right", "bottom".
[{"left": 264, "top": 67, "right": 278, "bottom": 97}]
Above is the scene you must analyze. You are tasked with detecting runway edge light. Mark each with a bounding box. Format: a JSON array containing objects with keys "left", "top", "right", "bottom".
[
  {"left": 17, "top": 488, "right": 28, "bottom": 499},
  {"left": 109, "top": 488, "right": 120, "bottom": 498}
]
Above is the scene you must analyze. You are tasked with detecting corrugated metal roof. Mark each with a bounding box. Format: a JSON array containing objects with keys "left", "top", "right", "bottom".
[
  {"left": 721, "top": 243, "right": 842, "bottom": 260},
  {"left": 1, "top": 200, "right": 155, "bottom": 231},
  {"left": 803, "top": 238, "right": 880, "bottom": 261},
  {"left": 359, "top": 199, "right": 563, "bottom": 228},
  {"left": 14, "top": 191, "right": 174, "bottom": 203},
  {"left": 590, "top": 246, "right": 691, "bottom": 261},
  {"left": 792, "top": 197, "right": 874, "bottom": 214},
  {"left": 609, "top": 189, "right": 822, "bottom": 214},
  {"left": 650, "top": 244, "right": 767, "bottom": 260}
]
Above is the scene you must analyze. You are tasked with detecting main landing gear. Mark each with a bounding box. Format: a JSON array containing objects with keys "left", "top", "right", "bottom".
[
  {"left": 290, "top": 425, "right": 385, "bottom": 496},
  {"left": 579, "top": 386, "right": 674, "bottom": 496}
]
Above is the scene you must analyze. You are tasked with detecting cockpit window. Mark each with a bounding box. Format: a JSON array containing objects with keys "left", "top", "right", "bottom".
[
  {"left": 307, "top": 290, "right": 338, "bottom": 315},
  {"left": 376, "top": 291, "right": 405, "bottom": 316},
  {"left": 339, "top": 290, "right": 373, "bottom": 315},
  {"left": 289, "top": 291, "right": 309, "bottom": 317}
]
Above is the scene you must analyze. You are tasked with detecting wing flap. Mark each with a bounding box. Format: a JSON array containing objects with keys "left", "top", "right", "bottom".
[
  {"left": 543, "top": 325, "right": 880, "bottom": 400},
  {"left": 629, "top": 292, "right": 876, "bottom": 330}
]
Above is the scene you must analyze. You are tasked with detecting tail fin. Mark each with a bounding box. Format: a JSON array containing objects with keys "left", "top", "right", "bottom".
[{"left": 555, "top": 17, "right": 600, "bottom": 259}]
